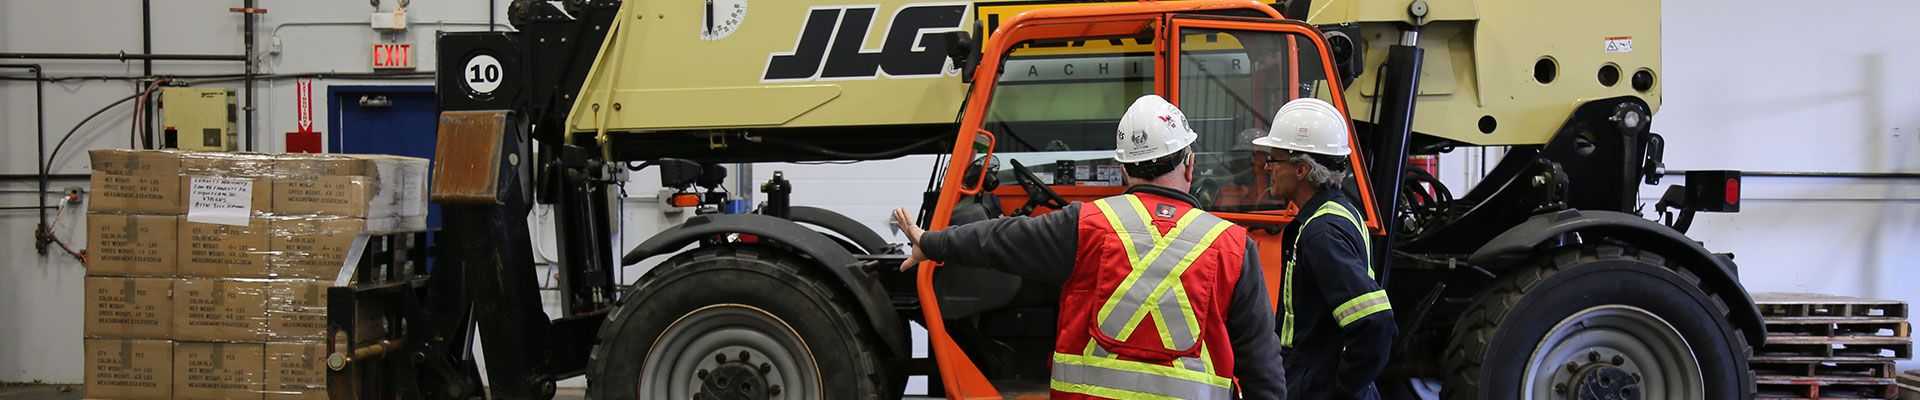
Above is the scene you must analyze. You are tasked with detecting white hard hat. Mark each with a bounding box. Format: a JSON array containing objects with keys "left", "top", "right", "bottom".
[
  {"left": 1252, "top": 98, "right": 1352, "bottom": 156},
  {"left": 1114, "top": 95, "right": 1199, "bottom": 163}
]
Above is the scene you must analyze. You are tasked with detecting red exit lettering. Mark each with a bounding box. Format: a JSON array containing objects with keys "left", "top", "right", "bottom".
[{"left": 371, "top": 43, "right": 413, "bottom": 70}]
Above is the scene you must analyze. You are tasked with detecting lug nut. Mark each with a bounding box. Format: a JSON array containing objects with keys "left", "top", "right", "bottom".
[
  {"left": 1588, "top": 351, "right": 1600, "bottom": 362},
  {"left": 716, "top": 353, "right": 727, "bottom": 363},
  {"left": 1612, "top": 355, "right": 1625, "bottom": 366},
  {"left": 770, "top": 385, "right": 782, "bottom": 396},
  {"left": 697, "top": 369, "right": 709, "bottom": 379},
  {"left": 759, "top": 363, "right": 771, "bottom": 374},
  {"left": 1566, "top": 362, "right": 1580, "bottom": 373},
  {"left": 739, "top": 351, "right": 751, "bottom": 362},
  {"left": 1555, "top": 383, "right": 1568, "bottom": 393}
]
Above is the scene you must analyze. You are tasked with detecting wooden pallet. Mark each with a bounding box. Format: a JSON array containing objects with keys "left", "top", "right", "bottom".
[
  {"left": 1901, "top": 370, "right": 1920, "bottom": 400},
  {"left": 1751, "top": 357, "right": 1897, "bottom": 380},
  {"left": 1756, "top": 376, "right": 1901, "bottom": 400},
  {"left": 1768, "top": 318, "right": 1912, "bottom": 339},
  {"left": 1757, "top": 292, "right": 1911, "bottom": 320},
  {"left": 1761, "top": 336, "right": 1915, "bottom": 360}
]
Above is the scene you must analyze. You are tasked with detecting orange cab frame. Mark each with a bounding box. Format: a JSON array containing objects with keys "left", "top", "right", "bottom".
[{"left": 913, "top": 1, "right": 1380, "bottom": 397}]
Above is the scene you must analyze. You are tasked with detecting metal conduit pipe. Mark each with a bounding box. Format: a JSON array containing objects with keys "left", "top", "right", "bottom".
[{"left": 0, "top": 64, "right": 48, "bottom": 253}]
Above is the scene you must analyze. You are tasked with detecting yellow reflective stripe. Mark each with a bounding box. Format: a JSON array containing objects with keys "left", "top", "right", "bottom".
[
  {"left": 1280, "top": 256, "right": 1296, "bottom": 347},
  {"left": 1053, "top": 353, "right": 1234, "bottom": 388},
  {"left": 1111, "top": 211, "right": 1205, "bottom": 341},
  {"left": 1334, "top": 290, "right": 1392, "bottom": 327},
  {"left": 1049, "top": 381, "right": 1186, "bottom": 400},
  {"left": 1123, "top": 194, "right": 1163, "bottom": 241},
  {"left": 1126, "top": 218, "right": 1228, "bottom": 342},
  {"left": 1197, "top": 344, "right": 1216, "bottom": 375},
  {"left": 1312, "top": 202, "right": 1373, "bottom": 279},
  {"left": 1092, "top": 199, "right": 1142, "bottom": 266}
]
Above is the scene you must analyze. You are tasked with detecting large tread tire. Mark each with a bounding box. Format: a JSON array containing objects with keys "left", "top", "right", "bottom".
[
  {"left": 1441, "top": 244, "right": 1755, "bottom": 400},
  {"left": 586, "top": 245, "right": 890, "bottom": 399}
]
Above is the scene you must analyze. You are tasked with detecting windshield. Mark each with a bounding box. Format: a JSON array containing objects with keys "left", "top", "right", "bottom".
[
  {"left": 975, "top": 25, "right": 1340, "bottom": 214},
  {"left": 1177, "top": 27, "right": 1340, "bottom": 213},
  {"left": 979, "top": 31, "right": 1155, "bottom": 187}
]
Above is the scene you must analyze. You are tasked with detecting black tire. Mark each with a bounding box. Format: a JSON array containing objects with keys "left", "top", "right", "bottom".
[
  {"left": 1441, "top": 244, "right": 1754, "bottom": 400},
  {"left": 586, "top": 245, "right": 890, "bottom": 399}
]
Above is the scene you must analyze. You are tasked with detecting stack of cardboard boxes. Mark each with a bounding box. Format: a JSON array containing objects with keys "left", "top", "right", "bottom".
[{"left": 83, "top": 150, "right": 427, "bottom": 400}]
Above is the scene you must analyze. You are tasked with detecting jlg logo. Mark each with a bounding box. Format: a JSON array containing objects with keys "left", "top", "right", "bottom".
[{"left": 762, "top": 3, "right": 967, "bottom": 82}]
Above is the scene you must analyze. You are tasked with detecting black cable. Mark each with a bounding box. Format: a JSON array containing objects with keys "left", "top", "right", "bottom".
[{"left": 44, "top": 90, "right": 146, "bottom": 176}]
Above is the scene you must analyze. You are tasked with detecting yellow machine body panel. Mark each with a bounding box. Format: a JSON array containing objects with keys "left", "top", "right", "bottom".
[
  {"left": 1305, "top": 0, "right": 1661, "bottom": 145},
  {"left": 567, "top": 0, "right": 1661, "bottom": 148},
  {"left": 568, "top": 0, "right": 979, "bottom": 133}
]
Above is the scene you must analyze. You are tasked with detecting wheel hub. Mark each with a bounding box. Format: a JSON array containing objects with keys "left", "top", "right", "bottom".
[
  {"left": 1570, "top": 363, "right": 1640, "bottom": 400},
  {"left": 697, "top": 351, "right": 777, "bottom": 400},
  {"left": 1523, "top": 306, "right": 1702, "bottom": 400}
]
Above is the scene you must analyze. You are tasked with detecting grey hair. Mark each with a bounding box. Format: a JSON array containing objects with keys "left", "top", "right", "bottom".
[{"left": 1288, "top": 152, "right": 1349, "bottom": 189}]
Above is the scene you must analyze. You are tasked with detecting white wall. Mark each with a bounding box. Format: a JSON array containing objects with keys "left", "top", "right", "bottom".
[{"left": 3, "top": 0, "right": 1916, "bottom": 386}]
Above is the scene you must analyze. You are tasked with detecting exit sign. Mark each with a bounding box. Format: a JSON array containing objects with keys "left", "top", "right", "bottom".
[{"left": 371, "top": 43, "right": 414, "bottom": 70}]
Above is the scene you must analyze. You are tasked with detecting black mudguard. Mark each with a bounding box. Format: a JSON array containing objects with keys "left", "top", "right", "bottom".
[
  {"left": 789, "top": 206, "right": 891, "bottom": 255},
  {"left": 621, "top": 213, "right": 910, "bottom": 358},
  {"left": 1470, "top": 209, "right": 1766, "bottom": 346}
]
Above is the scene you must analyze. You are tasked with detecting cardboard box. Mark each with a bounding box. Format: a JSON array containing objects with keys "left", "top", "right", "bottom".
[
  {"left": 84, "top": 338, "right": 173, "bottom": 400},
  {"left": 89, "top": 150, "right": 186, "bottom": 214},
  {"left": 273, "top": 153, "right": 368, "bottom": 177},
  {"left": 267, "top": 280, "right": 329, "bottom": 341},
  {"left": 264, "top": 342, "right": 327, "bottom": 400},
  {"left": 270, "top": 217, "right": 367, "bottom": 280},
  {"left": 85, "top": 277, "right": 173, "bottom": 339},
  {"left": 174, "top": 279, "right": 270, "bottom": 342},
  {"left": 270, "top": 154, "right": 428, "bottom": 233},
  {"left": 86, "top": 214, "right": 179, "bottom": 277},
  {"left": 181, "top": 152, "right": 276, "bottom": 178},
  {"left": 179, "top": 218, "right": 273, "bottom": 278},
  {"left": 174, "top": 342, "right": 266, "bottom": 400}
]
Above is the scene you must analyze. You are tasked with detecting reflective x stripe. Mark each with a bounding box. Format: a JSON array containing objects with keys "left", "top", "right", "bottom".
[
  {"left": 1334, "top": 290, "right": 1391, "bottom": 327},
  {"left": 1091, "top": 197, "right": 1231, "bottom": 351},
  {"left": 1052, "top": 353, "right": 1233, "bottom": 400},
  {"left": 1280, "top": 200, "right": 1376, "bottom": 347}
]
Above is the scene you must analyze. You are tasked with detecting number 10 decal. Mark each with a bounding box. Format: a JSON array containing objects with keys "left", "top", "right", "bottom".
[{"left": 464, "top": 54, "right": 504, "bottom": 94}]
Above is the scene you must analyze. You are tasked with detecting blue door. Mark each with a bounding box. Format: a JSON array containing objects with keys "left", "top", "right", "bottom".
[{"left": 328, "top": 85, "right": 442, "bottom": 229}]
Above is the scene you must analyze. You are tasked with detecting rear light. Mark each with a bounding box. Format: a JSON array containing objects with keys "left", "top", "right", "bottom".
[
  {"left": 1724, "top": 178, "right": 1740, "bottom": 206},
  {"left": 669, "top": 193, "right": 702, "bottom": 207},
  {"left": 1683, "top": 170, "right": 1740, "bottom": 213}
]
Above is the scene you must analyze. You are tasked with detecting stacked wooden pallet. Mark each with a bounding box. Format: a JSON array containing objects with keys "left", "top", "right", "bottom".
[
  {"left": 1898, "top": 370, "right": 1919, "bottom": 400},
  {"left": 1752, "top": 292, "right": 1911, "bottom": 400}
]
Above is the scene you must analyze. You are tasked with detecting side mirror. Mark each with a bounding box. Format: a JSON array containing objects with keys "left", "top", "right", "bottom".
[{"left": 940, "top": 23, "right": 983, "bottom": 83}]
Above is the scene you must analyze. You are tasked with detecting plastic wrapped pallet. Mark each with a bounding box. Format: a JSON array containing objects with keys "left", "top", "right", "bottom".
[{"left": 266, "top": 280, "right": 329, "bottom": 341}]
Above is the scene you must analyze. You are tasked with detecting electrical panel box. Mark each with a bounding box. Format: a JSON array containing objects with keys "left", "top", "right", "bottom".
[{"left": 161, "top": 87, "right": 238, "bottom": 151}]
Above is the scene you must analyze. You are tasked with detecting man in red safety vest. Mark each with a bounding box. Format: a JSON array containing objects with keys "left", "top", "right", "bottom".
[{"left": 893, "top": 95, "right": 1287, "bottom": 399}]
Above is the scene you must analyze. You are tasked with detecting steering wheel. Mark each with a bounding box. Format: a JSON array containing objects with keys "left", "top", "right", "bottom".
[{"left": 1009, "top": 159, "right": 1071, "bottom": 216}]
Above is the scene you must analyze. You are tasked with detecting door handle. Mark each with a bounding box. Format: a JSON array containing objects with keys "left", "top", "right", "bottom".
[{"left": 359, "top": 95, "right": 392, "bottom": 108}]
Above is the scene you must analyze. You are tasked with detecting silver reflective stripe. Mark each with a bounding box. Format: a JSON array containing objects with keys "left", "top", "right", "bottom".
[
  {"left": 1096, "top": 210, "right": 1227, "bottom": 349},
  {"left": 1334, "top": 291, "right": 1391, "bottom": 323},
  {"left": 1053, "top": 359, "right": 1232, "bottom": 399},
  {"left": 1177, "top": 356, "right": 1207, "bottom": 373},
  {"left": 1097, "top": 196, "right": 1155, "bottom": 257}
]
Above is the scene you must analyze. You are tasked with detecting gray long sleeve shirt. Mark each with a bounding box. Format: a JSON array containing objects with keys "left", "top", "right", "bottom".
[{"left": 919, "top": 184, "right": 1288, "bottom": 400}]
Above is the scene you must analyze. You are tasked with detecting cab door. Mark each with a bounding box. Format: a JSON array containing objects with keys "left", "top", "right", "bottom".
[{"left": 1164, "top": 16, "right": 1383, "bottom": 309}]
